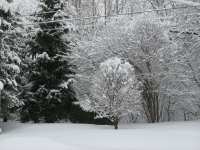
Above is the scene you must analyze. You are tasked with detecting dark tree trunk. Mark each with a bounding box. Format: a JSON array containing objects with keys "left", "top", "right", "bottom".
[
  {"left": 114, "top": 118, "right": 118, "bottom": 129},
  {"left": 3, "top": 117, "right": 7, "bottom": 122}
]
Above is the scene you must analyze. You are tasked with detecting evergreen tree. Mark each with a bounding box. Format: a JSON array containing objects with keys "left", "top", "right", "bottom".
[
  {"left": 0, "top": 0, "right": 24, "bottom": 120},
  {"left": 20, "top": 0, "right": 77, "bottom": 123}
]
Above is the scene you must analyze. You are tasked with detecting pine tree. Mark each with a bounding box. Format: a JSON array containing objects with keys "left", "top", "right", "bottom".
[
  {"left": 0, "top": 0, "right": 24, "bottom": 120},
  {"left": 20, "top": 0, "right": 77, "bottom": 123}
]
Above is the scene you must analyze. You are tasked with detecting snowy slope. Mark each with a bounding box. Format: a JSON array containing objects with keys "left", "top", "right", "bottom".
[{"left": 0, "top": 121, "right": 200, "bottom": 150}]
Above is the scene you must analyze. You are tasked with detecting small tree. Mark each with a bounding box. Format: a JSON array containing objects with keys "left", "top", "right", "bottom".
[{"left": 81, "top": 57, "right": 142, "bottom": 129}]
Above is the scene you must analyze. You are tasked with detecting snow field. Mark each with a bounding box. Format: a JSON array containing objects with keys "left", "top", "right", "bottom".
[{"left": 0, "top": 121, "right": 200, "bottom": 150}]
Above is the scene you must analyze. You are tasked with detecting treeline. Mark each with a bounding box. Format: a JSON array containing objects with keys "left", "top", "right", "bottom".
[{"left": 0, "top": 0, "right": 199, "bottom": 124}]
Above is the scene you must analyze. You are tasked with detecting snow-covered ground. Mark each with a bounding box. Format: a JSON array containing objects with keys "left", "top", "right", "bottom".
[{"left": 0, "top": 120, "right": 200, "bottom": 150}]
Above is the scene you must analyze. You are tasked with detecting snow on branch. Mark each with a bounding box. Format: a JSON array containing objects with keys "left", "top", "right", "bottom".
[
  {"left": 59, "top": 78, "right": 76, "bottom": 89},
  {"left": 0, "top": 81, "right": 4, "bottom": 90},
  {"left": 5, "top": 64, "right": 20, "bottom": 73},
  {"left": 171, "top": 0, "right": 200, "bottom": 6},
  {"left": 37, "top": 52, "right": 51, "bottom": 60},
  {"left": 0, "top": 0, "right": 10, "bottom": 13},
  {"left": 79, "top": 57, "right": 142, "bottom": 128}
]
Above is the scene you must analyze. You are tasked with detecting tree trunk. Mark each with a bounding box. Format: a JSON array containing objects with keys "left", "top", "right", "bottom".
[
  {"left": 149, "top": 94, "right": 155, "bottom": 123},
  {"left": 116, "top": 0, "right": 119, "bottom": 14},
  {"left": 156, "top": 94, "right": 159, "bottom": 122},
  {"left": 3, "top": 117, "right": 7, "bottom": 122},
  {"left": 114, "top": 119, "right": 118, "bottom": 129}
]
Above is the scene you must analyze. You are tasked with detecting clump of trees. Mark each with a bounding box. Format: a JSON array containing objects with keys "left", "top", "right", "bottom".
[
  {"left": 0, "top": 0, "right": 199, "bottom": 125},
  {"left": 70, "top": 1, "right": 200, "bottom": 124}
]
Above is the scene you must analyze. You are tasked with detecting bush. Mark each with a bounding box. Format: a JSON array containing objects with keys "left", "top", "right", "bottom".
[{"left": 71, "top": 104, "right": 113, "bottom": 125}]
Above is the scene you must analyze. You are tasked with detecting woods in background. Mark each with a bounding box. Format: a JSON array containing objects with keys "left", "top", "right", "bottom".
[{"left": 0, "top": 0, "right": 199, "bottom": 124}]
